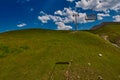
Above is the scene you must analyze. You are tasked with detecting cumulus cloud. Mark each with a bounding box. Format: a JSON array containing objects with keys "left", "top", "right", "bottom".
[
  {"left": 54, "top": 10, "right": 64, "bottom": 16},
  {"left": 97, "top": 13, "right": 110, "bottom": 20},
  {"left": 54, "top": 8, "right": 76, "bottom": 23},
  {"left": 38, "top": 15, "right": 50, "bottom": 23},
  {"left": 66, "top": 0, "right": 74, "bottom": 3},
  {"left": 113, "top": 15, "right": 120, "bottom": 22},
  {"left": 51, "top": 8, "right": 87, "bottom": 23},
  {"left": 38, "top": 14, "right": 62, "bottom": 23},
  {"left": 76, "top": 0, "right": 120, "bottom": 12},
  {"left": 38, "top": 7, "right": 98, "bottom": 30},
  {"left": 17, "top": 23, "right": 27, "bottom": 27},
  {"left": 76, "top": 0, "right": 99, "bottom": 10},
  {"left": 49, "top": 15, "right": 63, "bottom": 22},
  {"left": 38, "top": 0, "right": 120, "bottom": 30},
  {"left": 38, "top": 7, "right": 90, "bottom": 30},
  {"left": 55, "top": 22, "right": 72, "bottom": 30}
]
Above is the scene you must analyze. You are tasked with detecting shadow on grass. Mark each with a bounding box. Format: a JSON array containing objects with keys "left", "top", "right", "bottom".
[{"left": 0, "top": 45, "right": 30, "bottom": 58}]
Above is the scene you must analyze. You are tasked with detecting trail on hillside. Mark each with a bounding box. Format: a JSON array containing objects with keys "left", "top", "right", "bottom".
[{"left": 101, "top": 35, "right": 120, "bottom": 48}]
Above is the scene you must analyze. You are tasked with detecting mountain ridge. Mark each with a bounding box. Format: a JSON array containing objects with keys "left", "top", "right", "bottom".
[{"left": 91, "top": 22, "right": 120, "bottom": 30}]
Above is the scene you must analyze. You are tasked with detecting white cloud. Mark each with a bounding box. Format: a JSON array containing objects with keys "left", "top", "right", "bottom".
[
  {"left": 54, "top": 10, "right": 64, "bottom": 16},
  {"left": 38, "top": 7, "right": 94, "bottom": 30},
  {"left": 66, "top": 0, "right": 74, "bottom": 3},
  {"left": 58, "top": 8, "right": 76, "bottom": 23},
  {"left": 49, "top": 15, "right": 63, "bottom": 22},
  {"left": 77, "top": 13, "right": 87, "bottom": 23},
  {"left": 38, "top": 15, "right": 50, "bottom": 23},
  {"left": 76, "top": 0, "right": 120, "bottom": 12},
  {"left": 55, "top": 22, "right": 72, "bottom": 30},
  {"left": 97, "top": 13, "right": 110, "bottom": 20},
  {"left": 37, "top": 0, "right": 120, "bottom": 30},
  {"left": 76, "top": 0, "right": 100, "bottom": 10},
  {"left": 113, "top": 15, "right": 120, "bottom": 22},
  {"left": 55, "top": 8, "right": 76, "bottom": 16},
  {"left": 17, "top": 23, "right": 27, "bottom": 27},
  {"left": 54, "top": 8, "right": 87, "bottom": 23},
  {"left": 38, "top": 14, "right": 63, "bottom": 23},
  {"left": 39, "top": 8, "right": 88, "bottom": 24}
]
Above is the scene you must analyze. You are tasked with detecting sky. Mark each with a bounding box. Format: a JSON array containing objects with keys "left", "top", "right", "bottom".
[{"left": 0, "top": 0, "right": 120, "bottom": 32}]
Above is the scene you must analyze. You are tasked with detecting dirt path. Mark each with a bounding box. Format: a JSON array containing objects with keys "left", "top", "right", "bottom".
[{"left": 101, "top": 35, "right": 120, "bottom": 48}]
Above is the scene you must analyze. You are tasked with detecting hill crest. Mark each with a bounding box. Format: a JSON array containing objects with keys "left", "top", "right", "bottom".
[{"left": 91, "top": 22, "right": 120, "bottom": 30}]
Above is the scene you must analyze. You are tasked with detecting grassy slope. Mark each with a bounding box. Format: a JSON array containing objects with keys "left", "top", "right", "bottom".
[
  {"left": 0, "top": 28, "right": 120, "bottom": 80},
  {"left": 91, "top": 24, "right": 120, "bottom": 46}
]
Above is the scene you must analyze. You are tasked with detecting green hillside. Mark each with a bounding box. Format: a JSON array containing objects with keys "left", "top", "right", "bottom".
[
  {"left": 0, "top": 27, "right": 120, "bottom": 80},
  {"left": 91, "top": 23, "right": 120, "bottom": 46}
]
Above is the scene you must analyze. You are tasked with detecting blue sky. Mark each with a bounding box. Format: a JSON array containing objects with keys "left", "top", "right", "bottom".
[{"left": 0, "top": 0, "right": 120, "bottom": 32}]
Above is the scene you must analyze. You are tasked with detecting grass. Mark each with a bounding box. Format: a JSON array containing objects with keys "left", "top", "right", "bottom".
[
  {"left": 91, "top": 24, "right": 120, "bottom": 46},
  {"left": 0, "top": 26, "right": 120, "bottom": 80}
]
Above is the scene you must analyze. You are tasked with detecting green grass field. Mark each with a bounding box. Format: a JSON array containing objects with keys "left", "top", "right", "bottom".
[
  {"left": 0, "top": 24, "right": 120, "bottom": 80},
  {"left": 91, "top": 24, "right": 120, "bottom": 46}
]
